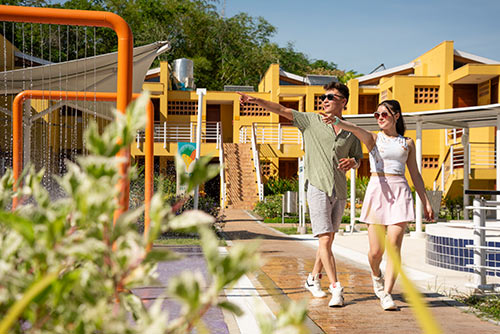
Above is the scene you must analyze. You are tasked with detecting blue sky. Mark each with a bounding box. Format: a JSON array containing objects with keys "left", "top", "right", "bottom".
[{"left": 220, "top": 0, "right": 500, "bottom": 75}]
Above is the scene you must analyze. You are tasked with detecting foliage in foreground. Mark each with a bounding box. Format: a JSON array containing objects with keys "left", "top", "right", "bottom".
[{"left": 0, "top": 93, "right": 307, "bottom": 334}]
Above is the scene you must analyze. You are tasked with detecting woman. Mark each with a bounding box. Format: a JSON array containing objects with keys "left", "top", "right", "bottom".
[{"left": 321, "top": 100, "right": 434, "bottom": 310}]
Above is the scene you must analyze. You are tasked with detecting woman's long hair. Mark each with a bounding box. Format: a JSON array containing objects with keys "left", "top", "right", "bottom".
[{"left": 379, "top": 100, "right": 406, "bottom": 136}]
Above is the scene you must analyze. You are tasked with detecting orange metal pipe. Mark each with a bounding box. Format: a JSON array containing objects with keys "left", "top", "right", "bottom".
[
  {"left": 11, "top": 91, "right": 154, "bottom": 241},
  {"left": 1, "top": 5, "right": 133, "bottom": 220}
]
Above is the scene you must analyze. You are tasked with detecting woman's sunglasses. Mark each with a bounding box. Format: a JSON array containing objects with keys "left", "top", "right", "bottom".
[
  {"left": 319, "top": 93, "right": 344, "bottom": 101},
  {"left": 373, "top": 111, "right": 392, "bottom": 120}
]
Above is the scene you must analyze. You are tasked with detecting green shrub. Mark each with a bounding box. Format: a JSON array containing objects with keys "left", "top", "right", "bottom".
[
  {"left": 347, "top": 176, "right": 370, "bottom": 201},
  {"left": 254, "top": 194, "right": 282, "bottom": 218},
  {"left": 264, "top": 176, "right": 298, "bottom": 195},
  {"left": 441, "top": 196, "right": 464, "bottom": 220}
]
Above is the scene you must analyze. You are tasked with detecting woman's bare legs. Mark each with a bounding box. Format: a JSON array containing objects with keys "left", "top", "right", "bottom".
[
  {"left": 367, "top": 224, "right": 386, "bottom": 277},
  {"left": 384, "top": 222, "right": 406, "bottom": 293}
]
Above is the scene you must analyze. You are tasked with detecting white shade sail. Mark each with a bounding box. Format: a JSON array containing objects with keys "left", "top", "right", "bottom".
[
  {"left": 1, "top": 41, "right": 170, "bottom": 95},
  {"left": 1, "top": 41, "right": 169, "bottom": 119}
]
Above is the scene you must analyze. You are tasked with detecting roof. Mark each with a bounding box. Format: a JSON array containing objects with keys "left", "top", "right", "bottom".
[
  {"left": 454, "top": 49, "right": 500, "bottom": 65},
  {"left": 2, "top": 41, "right": 170, "bottom": 95},
  {"left": 357, "top": 62, "right": 416, "bottom": 84},
  {"left": 343, "top": 103, "right": 500, "bottom": 131},
  {"left": 279, "top": 68, "right": 337, "bottom": 86}
]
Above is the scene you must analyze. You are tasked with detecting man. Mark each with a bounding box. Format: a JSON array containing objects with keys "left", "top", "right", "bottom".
[{"left": 238, "top": 81, "right": 362, "bottom": 307}]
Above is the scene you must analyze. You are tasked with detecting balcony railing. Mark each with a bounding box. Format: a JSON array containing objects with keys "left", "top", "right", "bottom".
[
  {"left": 136, "top": 121, "right": 222, "bottom": 149},
  {"left": 434, "top": 142, "right": 496, "bottom": 191},
  {"left": 239, "top": 123, "right": 303, "bottom": 149}
]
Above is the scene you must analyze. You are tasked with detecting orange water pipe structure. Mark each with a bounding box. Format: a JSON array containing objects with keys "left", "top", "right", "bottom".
[
  {"left": 11, "top": 91, "right": 154, "bottom": 242},
  {"left": 0, "top": 5, "right": 133, "bottom": 221}
]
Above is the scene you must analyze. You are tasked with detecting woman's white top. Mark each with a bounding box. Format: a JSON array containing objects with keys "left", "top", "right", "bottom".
[{"left": 369, "top": 132, "right": 409, "bottom": 175}]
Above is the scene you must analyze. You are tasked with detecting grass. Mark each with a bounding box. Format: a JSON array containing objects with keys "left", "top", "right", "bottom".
[
  {"left": 154, "top": 238, "right": 203, "bottom": 246},
  {"left": 154, "top": 231, "right": 227, "bottom": 246},
  {"left": 457, "top": 294, "right": 500, "bottom": 321},
  {"left": 263, "top": 217, "right": 305, "bottom": 224},
  {"left": 272, "top": 226, "right": 312, "bottom": 235}
]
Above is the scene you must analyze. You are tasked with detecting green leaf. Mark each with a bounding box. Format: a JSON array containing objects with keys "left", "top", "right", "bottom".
[
  {"left": 144, "top": 247, "right": 181, "bottom": 263},
  {"left": 0, "top": 211, "right": 35, "bottom": 244},
  {"left": 217, "top": 300, "right": 243, "bottom": 316},
  {"left": 168, "top": 210, "right": 215, "bottom": 231}
]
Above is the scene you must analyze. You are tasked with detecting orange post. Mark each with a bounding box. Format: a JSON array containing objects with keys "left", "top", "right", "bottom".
[
  {"left": 0, "top": 5, "right": 133, "bottom": 221},
  {"left": 11, "top": 91, "right": 154, "bottom": 241}
]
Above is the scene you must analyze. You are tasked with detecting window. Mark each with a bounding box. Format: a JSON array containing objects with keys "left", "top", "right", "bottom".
[
  {"left": 167, "top": 100, "right": 197, "bottom": 115},
  {"left": 415, "top": 87, "right": 439, "bottom": 104},
  {"left": 240, "top": 103, "right": 270, "bottom": 116},
  {"left": 314, "top": 95, "right": 322, "bottom": 111},
  {"left": 423, "top": 156, "right": 439, "bottom": 169}
]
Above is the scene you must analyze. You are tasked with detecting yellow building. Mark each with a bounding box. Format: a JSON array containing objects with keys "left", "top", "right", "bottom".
[
  {"left": 137, "top": 41, "right": 500, "bottom": 209},
  {"left": 2, "top": 34, "right": 498, "bottom": 210},
  {"left": 137, "top": 61, "right": 337, "bottom": 209},
  {"left": 347, "top": 41, "right": 499, "bottom": 198}
]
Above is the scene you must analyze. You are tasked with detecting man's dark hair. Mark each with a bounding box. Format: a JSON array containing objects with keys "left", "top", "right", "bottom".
[{"left": 323, "top": 81, "right": 349, "bottom": 104}]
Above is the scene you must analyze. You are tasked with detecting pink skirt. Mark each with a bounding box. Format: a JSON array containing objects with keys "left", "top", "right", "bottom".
[{"left": 359, "top": 176, "right": 415, "bottom": 225}]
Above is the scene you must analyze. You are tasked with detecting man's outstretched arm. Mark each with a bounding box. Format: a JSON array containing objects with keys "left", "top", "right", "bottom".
[{"left": 238, "top": 92, "right": 294, "bottom": 120}]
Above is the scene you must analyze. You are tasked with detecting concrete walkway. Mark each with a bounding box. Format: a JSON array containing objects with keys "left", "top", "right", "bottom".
[{"left": 220, "top": 209, "right": 500, "bottom": 334}]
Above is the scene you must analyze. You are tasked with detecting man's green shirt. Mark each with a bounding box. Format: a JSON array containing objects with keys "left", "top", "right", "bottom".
[{"left": 292, "top": 110, "right": 363, "bottom": 199}]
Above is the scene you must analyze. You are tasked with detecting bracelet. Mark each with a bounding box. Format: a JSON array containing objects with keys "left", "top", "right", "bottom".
[{"left": 332, "top": 116, "right": 340, "bottom": 125}]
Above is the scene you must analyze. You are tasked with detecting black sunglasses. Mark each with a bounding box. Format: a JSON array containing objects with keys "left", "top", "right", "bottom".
[{"left": 319, "top": 93, "right": 345, "bottom": 101}]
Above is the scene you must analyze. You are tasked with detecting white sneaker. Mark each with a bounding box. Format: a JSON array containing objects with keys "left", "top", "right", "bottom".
[
  {"left": 304, "top": 273, "right": 327, "bottom": 298},
  {"left": 380, "top": 293, "right": 397, "bottom": 310},
  {"left": 371, "top": 272, "right": 385, "bottom": 298},
  {"left": 328, "top": 283, "right": 344, "bottom": 307}
]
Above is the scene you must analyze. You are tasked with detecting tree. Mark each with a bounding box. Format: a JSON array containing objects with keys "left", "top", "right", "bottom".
[{"left": 4, "top": 0, "right": 359, "bottom": 90}]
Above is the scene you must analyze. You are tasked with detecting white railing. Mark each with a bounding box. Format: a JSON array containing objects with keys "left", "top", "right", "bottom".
[
  {"left": 464, "top": 190, "right": 500, "bottom": 291},
  {"left": 445, "top": 128, "right": 464, "bottom": 146},
  {"left": 239, "top": 123, "right": 303, "bottom": 149},
  {"left": 434, "top": 142, "right": 495, "bottom": 192},
  {"left": 135, "top": 121, "right": 221, "bottom": 149},
  {"left": 250, "top": 124, "right": 264, "bottom": 201},
  {"left": 219, "top": 132, "right": 226, "bottom": 209}
]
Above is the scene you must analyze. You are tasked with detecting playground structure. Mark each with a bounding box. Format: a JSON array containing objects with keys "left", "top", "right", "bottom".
[
  {"left": 11, "top": 90, "right": 154, "bottom": 238},
  {"left": 0, "top": 5, "right": 168, "bottom": 232}
]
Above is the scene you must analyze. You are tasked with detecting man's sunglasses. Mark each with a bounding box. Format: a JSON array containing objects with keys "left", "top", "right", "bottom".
[
  {"left": 319, "top": 93, "right": 344, "bottom": 101},
  {"left": 373, "top": 111, "right": 392, "bottom": 119}
]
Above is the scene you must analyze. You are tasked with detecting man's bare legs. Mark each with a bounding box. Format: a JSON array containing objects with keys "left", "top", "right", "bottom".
[{"left": 311, "top": 232, "right": 338, "bottom": 284}]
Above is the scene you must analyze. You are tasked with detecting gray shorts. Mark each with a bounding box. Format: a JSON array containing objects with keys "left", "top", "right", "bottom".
[{"left": 307, "top": 183, "right": 346, "bottom": 237}]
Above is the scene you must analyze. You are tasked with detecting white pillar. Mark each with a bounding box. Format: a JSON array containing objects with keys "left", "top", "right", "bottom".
[
  {"left": 412, "top": 120, "right": 424, "bottom": 238},
  {"left": 194, "top": 88, "right": 206, "bottom": 210},
  {"left": 462, "top": 128, "right": 470, "bottom": 219},
  {"left": 350, "top": 168, "right": 356, "bottom": 233},
  {"left": 497, "top": 114, "right": 500, "bottom": 220},
  {"left": 472, "top": 196, "right": 486, "bottom": 287}
]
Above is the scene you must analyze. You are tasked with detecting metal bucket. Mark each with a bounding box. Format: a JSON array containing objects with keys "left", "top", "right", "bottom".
[{"left": 172, "top": 58, "right": 194, "bottom": 90}]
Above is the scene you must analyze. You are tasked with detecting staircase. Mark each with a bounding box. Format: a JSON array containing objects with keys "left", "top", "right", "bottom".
[{"left": 223, "top": 143, "right": 259, "bottom": 210}]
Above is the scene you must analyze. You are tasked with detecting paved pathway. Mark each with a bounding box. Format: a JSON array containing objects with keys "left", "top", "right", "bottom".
[
  {"left": 133, "top": 245, "right": 231, "bottom": 333},
  {"left": 221, "top": 209, "right": 500, "bottom": 334}
]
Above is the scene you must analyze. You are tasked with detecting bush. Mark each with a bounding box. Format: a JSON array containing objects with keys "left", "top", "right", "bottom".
[
  {"left": 441, "top": 196, "right": 464, "bottom": 220},
  {"left": 264, "top": 176, "right": 298, "bottom": 195},
  {"left": 254, "top": 194, "right": 282, "bottom": 219},
  {"left": 347, "top": 176, "right": 370, "bottom": 202}
]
